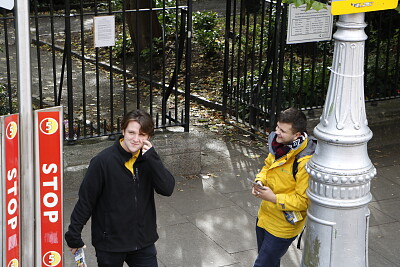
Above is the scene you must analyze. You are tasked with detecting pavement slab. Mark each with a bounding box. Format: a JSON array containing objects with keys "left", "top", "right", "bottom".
[
  {"left": 163, "top": 178, "right": 235, "bottom": 216},
  {"left": 155, "top": 195, "right": 189, "bottom": 228},
  {"left": 370, "top": 176, "right": 400, "bottom": 201},
  {"left": 368, "top": 248, "right": 398, "bottom": 267},
  {"left": 376, "top": 165, "right": 400, "bottom": 186},
  {"left": 201, "top": 172, "right": 256, "bottom": 194},
  {"left": 186, "top": 206, "right": 257, "bottom": 254},
  {"left": 369, "top": 198, "right": 400, "bottom": 218},
  {"left": 156, "top": 222, "right": 238, "bottom": 267},
  {"left": 368, "top": 205, "right": 397, "bottom": 227},
  {"left": 369, "top": 222, "right": 400, "bottom": 266},
  {"left": 225, "top": 190, "right": 261, "bottom": 218}
]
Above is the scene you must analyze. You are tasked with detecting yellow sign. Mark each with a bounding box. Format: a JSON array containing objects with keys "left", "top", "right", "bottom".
[{"left": 331, "top": 0, "right": 398, "bottom": 15}]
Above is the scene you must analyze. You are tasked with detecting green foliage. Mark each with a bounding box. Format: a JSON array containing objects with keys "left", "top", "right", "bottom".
[
  {"left": 193, "top": 10, "right": 219, "bottom": 31},
  {"left": 140, "top": 37, "right": 163, "bottom": 59},
  {"left": 112, "top": 32, "right": 134, "bottom": 58},
  {"left": 107, "top": 0, "right": 225, "bottom": 59},
  {"left": 282, "top": 60, "right": 329, "bottom": 107},
  {"left": 193, "top": 11, "right": 224, "bottom": 57},
  {"left": 364, "top": 27, "right": 400, "bottom": 99},
  {"left": 109, "top": 0, "right": 123, "bottom": 10},
  {"left": 0, "top": 84, "right": 17, "bottom": 116},
  {"left": 155, "top": 0, "right": 180, "bottom": 39}
]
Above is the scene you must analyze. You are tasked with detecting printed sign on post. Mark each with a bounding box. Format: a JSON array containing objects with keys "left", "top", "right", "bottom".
[
  {"left": 35, "top": 107, "right": 63, "bottom": 267},
  {"left": 287, "top": 4, "right": 333, "bottom": 44},
  {"left": 1, "top": 114, "right": 21, "bottom": 267},
  {"left": 331, "top": 0, "right": 398, "bottom": 15},
  {"left": 0, "top": 0, "right": 14, "bottom": 10},
  {"left": 94, "top": 15, "right": 116, "bottom": 47}
]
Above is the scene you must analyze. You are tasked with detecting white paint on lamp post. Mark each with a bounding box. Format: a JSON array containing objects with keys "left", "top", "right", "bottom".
[{"left": 302, "top": 12, "right": 375, "bottom": 267}]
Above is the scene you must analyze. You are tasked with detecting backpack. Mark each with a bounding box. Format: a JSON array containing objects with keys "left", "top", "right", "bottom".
[{"left": 292, "top": 136, "right": 317, "bottom": 180}]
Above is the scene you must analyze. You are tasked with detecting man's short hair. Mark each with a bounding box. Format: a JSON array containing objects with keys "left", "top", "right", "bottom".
[
  {"left": 278, "top": 107, "right": 307, "bottom": 134},
  {"left": 121, "top": 109, "right": 155, "bottom": 137}
]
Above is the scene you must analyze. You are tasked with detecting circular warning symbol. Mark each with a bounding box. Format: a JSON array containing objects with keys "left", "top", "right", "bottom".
[
  {"left": 7, "top": 259, "right": 19, "bottom": 267},
  {"left": 43, "top": 251, "right": 61, "bottom": 266},
  {"left": 6, "top": 121, "right": 17, "bottom": 140},
  {"left": 40, "top": 118, "right": 59, "bottom": 135}
]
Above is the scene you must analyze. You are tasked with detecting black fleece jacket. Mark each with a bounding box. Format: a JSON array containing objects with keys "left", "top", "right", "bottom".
[{"left": 65, "top": 137, "right": 175, "bottom": 252}]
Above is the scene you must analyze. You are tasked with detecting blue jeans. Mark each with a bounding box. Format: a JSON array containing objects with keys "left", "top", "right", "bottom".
[
  {"left": 96, "top": 244, "right": 158, "bottom": 267},
  {"left": 253, "top": 224, "right": 297, "bottom": 267}
]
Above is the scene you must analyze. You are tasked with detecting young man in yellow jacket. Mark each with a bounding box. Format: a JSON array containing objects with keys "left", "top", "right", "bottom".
[{"left": 252, "top": 107, "right": 317, "bottom": 267}]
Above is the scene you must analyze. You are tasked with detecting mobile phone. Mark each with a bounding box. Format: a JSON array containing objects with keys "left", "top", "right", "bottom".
[{"left": 247, "top": 178, "right": 266, "bottom": 190}]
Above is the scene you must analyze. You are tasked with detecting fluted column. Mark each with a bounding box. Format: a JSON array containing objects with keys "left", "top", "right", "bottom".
[{"left": 302, "top": 13, "right": 375, "bottom": 267}]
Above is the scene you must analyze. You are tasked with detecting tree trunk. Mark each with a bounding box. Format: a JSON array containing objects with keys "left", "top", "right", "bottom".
[{"left": 125, "top": 0, "right": 163, "bottom": 53}]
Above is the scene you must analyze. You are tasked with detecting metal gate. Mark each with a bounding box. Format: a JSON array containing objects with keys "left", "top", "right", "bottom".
[
  {"left": 223, "top": 0, "right": 400, "bottom": 135},
  {"left": 0, "top": 0, "right": 192, "bottom": 142}
]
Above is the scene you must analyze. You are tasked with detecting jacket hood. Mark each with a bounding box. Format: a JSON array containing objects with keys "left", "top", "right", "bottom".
[{"left": 297, "top": 135, "right": 317, "bottom": 159}]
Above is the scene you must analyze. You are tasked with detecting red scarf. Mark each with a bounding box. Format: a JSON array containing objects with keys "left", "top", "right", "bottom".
[{"left": 271, "top": 133, "right": 306, "bottom": 160}]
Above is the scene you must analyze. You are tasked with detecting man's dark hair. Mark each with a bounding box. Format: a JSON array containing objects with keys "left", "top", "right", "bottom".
[
  {"left": 278, "top": 108, "right": 307, "bottom": 134},
  {"left": 121, "top": 109, "right": 155, "bottom": 137}
]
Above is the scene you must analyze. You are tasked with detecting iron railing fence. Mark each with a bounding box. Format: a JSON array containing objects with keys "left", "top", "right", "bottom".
[
  {"left": 223, "top": 0, "right": 400, "bottom": 137},
  {"left": 0, "top": 0, "right": 192, "bottom": 142}
]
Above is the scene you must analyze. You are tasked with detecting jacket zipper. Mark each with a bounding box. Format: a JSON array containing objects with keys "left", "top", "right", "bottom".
[
  {"left": 135, "top": 168, "right": 139, "bottom": 187},
  {"left": 133, "top": 167, "right": 139, "bottom": 211}
]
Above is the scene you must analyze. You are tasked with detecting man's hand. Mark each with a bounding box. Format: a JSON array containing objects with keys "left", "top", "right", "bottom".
[
  {"left": 68, "top": 245, "right": 85, "bottom": 255},
  {"left": 251, "top": 181, "right": 265, "bottom": 195},
  {"left": 142, "top": 140, "right": 153, "bottom": 155},
  {"left": 252, "top": 182, "right": 277, "bottom": 203},
  {"left": 69, "top": 247, "right": 79, "bottom": 254}
]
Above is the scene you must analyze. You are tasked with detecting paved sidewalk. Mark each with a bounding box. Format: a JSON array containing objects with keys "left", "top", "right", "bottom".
[{"left": 63, "top": 112, "right": 400, "bottom": 267}]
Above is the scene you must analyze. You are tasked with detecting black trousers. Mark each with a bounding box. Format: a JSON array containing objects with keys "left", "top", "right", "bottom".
[
  {"left": 253, "top": 225, "right": 296, "bottom": 267},
  {"left": 95, "top": 244, "right": 158, "bottom": 267}
]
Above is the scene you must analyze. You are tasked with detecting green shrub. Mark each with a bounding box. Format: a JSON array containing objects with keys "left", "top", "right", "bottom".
[
  {"left": 112, "top": 31, "right": 135, "bottom": 58},
  {"left": 193, "top": 11, "right": 224, "bottom": 57},
  {"left": 0, "top": 84, "right": 17, "bottom": 115}
]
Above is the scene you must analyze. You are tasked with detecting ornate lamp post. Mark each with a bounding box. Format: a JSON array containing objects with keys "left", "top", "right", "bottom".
[{"left": 302, "top": 13, "right": 376, "bottom": 266}]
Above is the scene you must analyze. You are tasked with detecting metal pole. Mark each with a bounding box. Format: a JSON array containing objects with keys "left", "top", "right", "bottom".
[
  {"left": 15, "top": 0, "right": 35, "bottom": 265},
  {"left": 184, "top": 0, "right": 192, "bottom": 132},
  {"left": 65, "top": 0, "right": 75, "bottom": 143},
  {"left": 302, "top": 13, "right": 375, "bottom": 267}
]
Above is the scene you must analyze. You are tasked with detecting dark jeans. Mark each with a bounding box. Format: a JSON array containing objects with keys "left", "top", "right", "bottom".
[
  {"left": 253, "top": 225, "right": 297, "bottom": 267},
  {"left": 95, "top": 244, "right": 158, "bottom": 267}
]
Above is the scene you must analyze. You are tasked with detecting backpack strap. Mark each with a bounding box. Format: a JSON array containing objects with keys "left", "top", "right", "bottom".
[
  {"left": 292, "top": 135, "right": 317, "bottom": 181},
  {"left": 297, "top": 226, "right": 306, "bottom": 249},
  {"left": 292, "top": 156, "right": 299, "bottom": 181}
]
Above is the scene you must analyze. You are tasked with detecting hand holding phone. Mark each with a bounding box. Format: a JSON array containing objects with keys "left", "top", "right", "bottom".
[{"left": 247, "top": 178, "right": 266, "bottom": 190}]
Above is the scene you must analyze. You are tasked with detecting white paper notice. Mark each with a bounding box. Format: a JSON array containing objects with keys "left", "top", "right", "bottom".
[
  {"left": 286, "top": 5, "right": 333, "bottom": 44},
  {"left": 94, "top": 15, "right": 116, "bottom": 48},
  {"left": 0, "top": 0, "right": 14, "bottom": 10}
]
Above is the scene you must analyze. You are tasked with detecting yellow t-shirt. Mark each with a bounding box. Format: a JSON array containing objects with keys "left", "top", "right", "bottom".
[{"left": 120, "top": 139, "right": 140, "bottom": 174}]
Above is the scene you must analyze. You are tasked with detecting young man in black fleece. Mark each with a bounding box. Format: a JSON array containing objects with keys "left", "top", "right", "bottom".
[{"left": 65, "top": 109, "right": 175, "bottom": 267}]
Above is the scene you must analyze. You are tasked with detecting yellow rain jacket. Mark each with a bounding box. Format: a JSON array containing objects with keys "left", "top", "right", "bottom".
[{"left": 255, "top": 132, "right": 317, "bottom": 239}]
